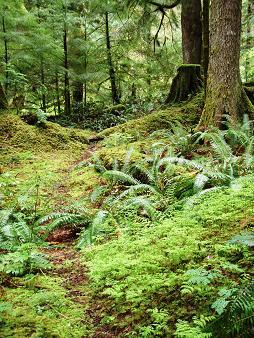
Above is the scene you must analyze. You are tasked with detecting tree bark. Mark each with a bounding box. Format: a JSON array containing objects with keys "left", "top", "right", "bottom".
[
  {"left": 198, "top": 0, "right": 254, "bottom": 129},
  {"left": 245, "top": 0, "right": 254, "bottom": 82},
  {"left": 181, "top": 0, "right": 202, "bottom": 64},
  {"left": 165, "top": 0, "right": 203, "bottom": 103},
  {"left": 202, "top": 0, "right": 210, "bottom": 90},
  {"left": 40, "top": 58, "right": 46, "bottom": 113},
  {"left": 55, "top": 72, "right": 61, "bottom": 115},
  {"left": 165, "top": 65, "right": 203, "bottom": 103},
  {"left": 63, "top": 13, "right": 71, "bottom": 115},
  {"left": 0, "top": 84, "right": 7, "bottom": 110},
  {"left": 105, "top": 11, "right": 120, "bottom": 105},
  {"left": 2, "top": 16, "right": 8, "bottom": 95},
  {"left": 73, "top": 82, "right": 83, "bottom": 105}
]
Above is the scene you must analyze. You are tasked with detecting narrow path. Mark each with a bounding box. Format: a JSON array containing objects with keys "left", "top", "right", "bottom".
[
  {"left": 53, "top": 142, "right": 100, "bottom": 207},
  {"left": 43, "top": 244, "right": 89, "bottom": 303},
  {"left": 41, "top": 140, "right": 115, "bottom": 337}
]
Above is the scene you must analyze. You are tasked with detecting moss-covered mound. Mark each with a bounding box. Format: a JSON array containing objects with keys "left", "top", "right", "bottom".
[
  {"left": 99, "top": 93, "right": 204, "bottom": 138},
  {"left": 0, "top": 113, "right": 94, "bottom": 155}
]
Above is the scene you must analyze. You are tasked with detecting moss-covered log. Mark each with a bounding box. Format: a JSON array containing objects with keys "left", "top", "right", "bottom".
[{"left": 165, "top": 64, "right": 203, "bottom": 104}]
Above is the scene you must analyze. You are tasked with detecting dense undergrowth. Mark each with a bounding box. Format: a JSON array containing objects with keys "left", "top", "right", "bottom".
[{"left": 1, "top": 100, "right": 254, "bottom": 337}]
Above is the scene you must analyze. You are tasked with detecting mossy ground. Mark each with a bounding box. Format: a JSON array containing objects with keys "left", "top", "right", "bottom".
[
  {"left": 99, "top": 93, "right": 203, "bottom": 138},
  {"left": 81, "top": 177, "right": 254, "bottom": 336},
  {"left": 1, "top": 98, "right": 253, "bottom": 337}
]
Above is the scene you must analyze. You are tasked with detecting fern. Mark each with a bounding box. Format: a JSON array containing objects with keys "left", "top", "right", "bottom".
[
  {"left": 116, "top": 183, "right": 160, "bottom": 201},
  {"left": 160, "top": 157, "right": 204, "bottom": 171},
  {"left": 38, "top": 212, "right": 91, "bottom": 234},
  {"left": 210, "top": 280, "right": 254, "bottom": 337},
  {"left": 0, "top": 209, "right": 42, "bottom": 250},
  {"left": 193, "top": 173, "right": 209, "bottom": 193},
  {"left": 175, "top": 316, "right": 214, "bottom": 338},
  {"left": 76, "top": 210, "right": 109, "bottom": 248},
  {"left": 103, "top": 170, "right": 140, "bottom": 185},
  {"left": 229, "top": 232, "right": 254, "bottom": 247},
  {"left": 90, "top": 186, "right": 109, "bottom": 203},
  {"left": 123, "top": 196, "right": 160, "bottom": 221},
  {"left": 0, "top": 244, "right": 51, "bottom": 276}
]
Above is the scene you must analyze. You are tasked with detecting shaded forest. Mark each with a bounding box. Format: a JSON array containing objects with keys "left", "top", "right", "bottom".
[{"left": 1, "top": 0, "right": 254, "bottom": 337}]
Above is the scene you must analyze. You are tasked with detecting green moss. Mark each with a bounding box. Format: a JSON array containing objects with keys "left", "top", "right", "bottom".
[
  {"left": 0, "top": 113, "right": 98, "bottom": 212},
  {"left": 0, "top": 113, "right": 95, "bottom": 164},
  {"left": 0, "top": 275, "right": 92, "bottom": 337},
  {"left": 69, "top": 167, "right": 102, "bottom": 200},
  {"left": 99, "top": 93, "right": 204, "bottom": 138},
  {"left": 95, "top": 143, "right": 144, "bottom": 168},
  {"left": 82, "top": 176, "right": 254, "bottom": 335}
]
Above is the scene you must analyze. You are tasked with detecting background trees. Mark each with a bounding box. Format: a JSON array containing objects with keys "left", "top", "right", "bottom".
[{"left": 0, "top": 0, "right": 253, "bottom": 129}]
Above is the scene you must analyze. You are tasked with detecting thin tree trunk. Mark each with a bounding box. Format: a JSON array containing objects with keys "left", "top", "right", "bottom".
[
  {"left": 40, "top": 58, "right": 46, "bottom": 113},
  {"left": 202, "top": 0, "right": 210, "bottom": 90},
  {"left": 0, "top": 84, "right": 7, "bottom": 110},
  {"left": 55, "top": 72, "right": 61, "bottom": 115},
  {"left": 63, "top": 12, "right": 71, "bottom": 115},
  {"left": 198, "top": 0, "right": 254, "bottom": 129},
  {"left": 105, "top": 11, "right": 120, "bottom": 105},
  {"left": 84, "top": 18, "right": 88, "bottom": 107},
  {"left": 2, "top": 16, "right": 8, "bottom": 94},
  {"left": 73, "top": 82, "right": 83, "bottom": 105}
]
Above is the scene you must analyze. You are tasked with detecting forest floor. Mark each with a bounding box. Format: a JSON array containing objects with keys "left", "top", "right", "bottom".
[
  {"left": 0, "top": 113, "right": 127, "bottom": 336},
  {"left": 1, "top": 102, "right": 254, "bottom": 337}
]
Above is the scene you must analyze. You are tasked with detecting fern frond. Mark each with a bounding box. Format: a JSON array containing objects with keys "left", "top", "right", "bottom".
[
  {"left": 122, "top": 146, "right": 135, "bottom": 173},
  {"left": 103, "top": 170, "right": 140, "bottom": 185},
  {"left": 229, "top": 232, "right": 254, "bottom": 247},
  {"left": 39, "top": 212, "right": 90, "bottom": 234},
  {"left": 90, "top": 186, "right": 108, "bottom": 203},
  {"left": 160, "top": 157, "right": 204, "bottom": 171},
  {"left": 76, "top": 210, "right": 108, "bottom": 248},
  {"left": 193, "top": 173, "right": 209, "bottom": 192},
  {"left": 116, "top": 183, "right": 160, "bottom": 200},
  {"left": 123, "top": 196, "right": 159, "bottom": 221}
]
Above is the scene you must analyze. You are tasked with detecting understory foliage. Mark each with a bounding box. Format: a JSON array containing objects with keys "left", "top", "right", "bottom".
[
  {"left": 1, "top": 0, "right": 254, "bottom": 336},
  {"left": 83, "top": 174, "right": 254, "bottom": 336},
  {"left": 79, "top": 116, "right": 254, "bottom": 241},
  {"left": 77, "top": 117, "right": 254, "bottom": 336},
  {"left": 1, "top": 115, "right": 254, "bottom": 337}
]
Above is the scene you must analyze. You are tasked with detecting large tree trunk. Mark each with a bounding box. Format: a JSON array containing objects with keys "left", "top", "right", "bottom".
[
  {"left": 165, "top": 65, "right": 203, "bottom": 103},
  {"left": 166, "top": 0, "right": 203, "bottom": 103},
  {"left": 202, "top": 0, "right": 210, "bottom": 90},
  {"left": 245, "top": 0, "right": 254, "bottom": 82},
  {"left": 181, "top": 0, "right": 202, "bottom": 64},
  {"left": 198, "top": 0, "right": 254, "bottom": 129}
]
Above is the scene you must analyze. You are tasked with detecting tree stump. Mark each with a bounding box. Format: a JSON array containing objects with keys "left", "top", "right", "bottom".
[
  {"left": 244, "top": 83, "right": 254, "bottom": 105},
  {"left": 165, "top": 64, "right": 203, "bottom": 104}
]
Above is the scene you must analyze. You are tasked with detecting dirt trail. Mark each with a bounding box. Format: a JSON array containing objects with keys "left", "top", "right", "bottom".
[
  {"left": 53, "top": 142, "right": 100, "bottom": 207},
  {"left": 41, "top": 141, "right": 117, "bottom": 337},
  {"left": 43, "top": 241, "right": 119, "bottom": 337}
]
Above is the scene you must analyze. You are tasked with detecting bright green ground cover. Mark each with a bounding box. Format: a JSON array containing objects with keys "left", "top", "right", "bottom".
[{"left": 1, "top": 102, "right": 254, "bottom": 337}]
